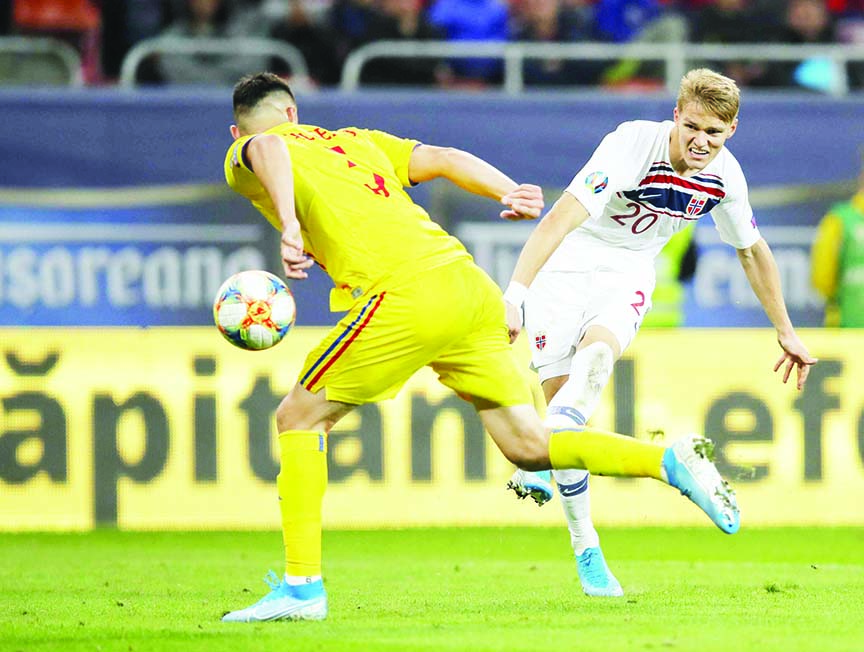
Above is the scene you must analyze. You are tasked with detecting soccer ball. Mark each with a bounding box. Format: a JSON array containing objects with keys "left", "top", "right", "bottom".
[{"left": 213, "top": 270, "right": 296, "bottom": 351}]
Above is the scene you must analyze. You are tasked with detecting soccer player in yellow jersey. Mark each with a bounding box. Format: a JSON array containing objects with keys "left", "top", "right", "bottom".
[{"left": 220, "top": 72, "right": 740, "bottom": 623}]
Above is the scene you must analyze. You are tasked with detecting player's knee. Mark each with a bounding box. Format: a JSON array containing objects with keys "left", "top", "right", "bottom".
[
  {"left": 499, "top": 431, "right": 550, "bottom": 471},
  {"left": 579, "top": 341, "right": 615, "bottom": 379},
  {"left": 275, "top": 388, "right": 324, "bottom": 431},
  {"left": 276, "top": 395, "right": 309, "bottom": 431},
  {"left": 276, "top": 385, "right": 355, "bottom": 432}
]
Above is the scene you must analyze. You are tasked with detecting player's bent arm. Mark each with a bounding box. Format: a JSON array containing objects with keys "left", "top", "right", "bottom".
[
  {"left": 736, "top": 238, "right": 795, "bottom": 336},
  {"left": 508, "top": 192, "right": 590, "bottom": 291},
  {"left": 245, "top": 134, "right": 310, "bottom": 279},
  {"left": 245, "top": 134, "right": 298, "bottom": 234},
  {"left": 502, "top": 192, "right": 589, "bottom": 341},
  {"left": 408, "top": 144, "right": 518, "bottom": 201}
]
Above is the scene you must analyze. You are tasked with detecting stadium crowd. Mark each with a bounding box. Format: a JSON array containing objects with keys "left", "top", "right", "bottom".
[{"left": 0, "top": 0, "right": 862, "bottom": 88}]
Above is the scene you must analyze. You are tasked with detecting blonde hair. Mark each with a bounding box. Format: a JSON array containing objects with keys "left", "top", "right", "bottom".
[{"left": 677, "top": 68, "right": 740, "bottom": 124}]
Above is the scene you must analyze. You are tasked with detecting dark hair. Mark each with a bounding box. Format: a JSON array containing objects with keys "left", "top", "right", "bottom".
[{"left": 232, "top": 72, "right": 296, "bottom": 119}]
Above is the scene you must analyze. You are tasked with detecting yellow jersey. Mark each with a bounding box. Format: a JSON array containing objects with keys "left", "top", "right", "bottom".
[{"left": 225, "top": 123, "right": 471, "bottom": 311}]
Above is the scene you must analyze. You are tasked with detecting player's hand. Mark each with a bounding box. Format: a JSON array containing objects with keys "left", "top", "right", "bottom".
[
  {"left": 280, "top": 233, "right": 313, "bottom": 280},
  {"left": 774, "top": 331, "right": 818, "bottom": 390},
  {"left": 501, "top": 184, "right": 544, "bottom": 221},
  {"left": 505, "top": 300, "right": 523, "bottom": 344}
]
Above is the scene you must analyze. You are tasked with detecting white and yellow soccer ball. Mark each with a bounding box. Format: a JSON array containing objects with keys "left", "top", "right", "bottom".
[{"left": 213, "top": 270, "right": 296, "bottom": 351}]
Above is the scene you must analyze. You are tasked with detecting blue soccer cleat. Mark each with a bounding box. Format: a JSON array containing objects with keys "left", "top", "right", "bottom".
[
  {"left": 663, "top": 435, "right": 740, "bottom": 534},
  {"left": 576, "top": 546, "right": 624, "bottom": 597},
  {"left": 222, "top": 571, "right": 328, "bottom": 622},
  {"left": 506, "top": 469, "right": 554, "bottom": 506}
]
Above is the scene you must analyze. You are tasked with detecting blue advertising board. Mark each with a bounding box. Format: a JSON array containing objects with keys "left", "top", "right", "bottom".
[{"left": 1, "top": 88, "right": 861, "bottom": 327}]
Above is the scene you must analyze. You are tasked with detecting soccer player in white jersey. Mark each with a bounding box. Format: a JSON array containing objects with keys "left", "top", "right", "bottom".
[{"left": 503, "top": 68, "right": 817, "bottom": 598}]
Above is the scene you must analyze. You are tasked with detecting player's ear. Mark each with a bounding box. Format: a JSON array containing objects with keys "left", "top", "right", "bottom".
[
  {"left": 286, "top": 106, "right": 298, "bottom": 123},
  {"left": 230, "top": 124, "right": 242, "bottom": 140},
  {"left": 672, "top": 105, "right": 680, "bottom": 122},
  {"left": 727, "top": 117, "right": 739, "bottom": 139}
]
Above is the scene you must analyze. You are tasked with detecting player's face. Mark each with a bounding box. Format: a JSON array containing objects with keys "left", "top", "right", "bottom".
[{"left": 671, "top": 102, "right": 737, "bottom": 174}]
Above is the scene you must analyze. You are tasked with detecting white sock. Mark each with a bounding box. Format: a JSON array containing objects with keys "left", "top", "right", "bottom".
[
  {"left": 547, "top": 341, "right": 613, "bottom": 416},
  {"left": 284, "top": 574, "right": 322, "bottom": 585},
  {"left": 553, "top": 467, "right": 598, "bottom": 555},
  {"left": 546, "top": 341, "right": 615, "bottom": 556}
]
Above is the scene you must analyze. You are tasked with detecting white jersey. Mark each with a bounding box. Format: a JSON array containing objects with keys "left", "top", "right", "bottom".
[{"left": 543, "top": 120, "right": 761, "bottom": 274}]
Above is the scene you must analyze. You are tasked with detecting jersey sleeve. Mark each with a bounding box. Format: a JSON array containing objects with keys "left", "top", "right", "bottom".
[
  {"left": 708, "top": 155, "right": 761, "bottom": 249},
  {"left": 362, "top": 129, "right": 421, "bottom": 187},
  {"left": 223, "top": 135, "right": 267, "bottom": 201},
  {"left": 563, "top": 122, "right": 643, "bottom": 219}
]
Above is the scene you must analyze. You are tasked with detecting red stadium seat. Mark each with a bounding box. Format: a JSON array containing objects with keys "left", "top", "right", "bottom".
[{"left": 12, "top": 0, "right": 102, "bottom": 83}]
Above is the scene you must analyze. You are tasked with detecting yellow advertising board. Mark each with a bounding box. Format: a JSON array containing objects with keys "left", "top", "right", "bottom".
[{"left": 1, "top": 327, "right": 862, "bottom": 530}]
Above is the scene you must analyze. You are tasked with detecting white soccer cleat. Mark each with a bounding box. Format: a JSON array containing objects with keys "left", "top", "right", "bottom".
[
  {"left": 506, "top": 469, "right": 554, "bottom": 506},
  {"left": 222, "top": 571, "right": 328, "bottom": 623},
  {"left": 662, "top": 435, "right": 740, "bottom": 534},
  {"left": 576, "top": 546, "right": 624, "bottom": 597}
]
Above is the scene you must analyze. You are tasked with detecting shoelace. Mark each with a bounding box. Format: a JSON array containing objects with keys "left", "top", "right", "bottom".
[
  {"left": 263, "top": 570, "right": 281, "bottom": 590},
  {"left": 580, "top": 550, "right": 609, "bottom": 586}
]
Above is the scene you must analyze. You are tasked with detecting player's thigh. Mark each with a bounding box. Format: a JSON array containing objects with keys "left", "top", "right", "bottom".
[
  {"left": 582, "top": 269, "right": 655, "bottom": 354},
  {"left": 524, "top": 270, "right": 593, "bottom": 382},
  {"left": 431, "top": 265, "right": 535, "bottom": 409},
  {"left": 297, "top": 288, "right": 450, "bottom": 405}
]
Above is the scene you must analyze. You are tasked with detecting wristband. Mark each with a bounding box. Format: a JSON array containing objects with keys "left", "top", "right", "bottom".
[{"left": 502, "top": 281, "right": 529, "bottom": 307}]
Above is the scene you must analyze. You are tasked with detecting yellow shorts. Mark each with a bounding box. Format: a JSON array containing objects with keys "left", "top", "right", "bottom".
[{"left": 298, "top": 260, "right": 533, "bottom": 408}]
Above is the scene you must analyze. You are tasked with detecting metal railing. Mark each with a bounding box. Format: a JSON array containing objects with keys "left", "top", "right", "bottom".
[
  {"left": 0, "top": 36, "right": 83, "bottom": 86},
  {"left": 119, "top": 36, "right": 312, "bottom": 88},
  {"left": 342, "top": 41, "right": 864, "bottom": 96}
]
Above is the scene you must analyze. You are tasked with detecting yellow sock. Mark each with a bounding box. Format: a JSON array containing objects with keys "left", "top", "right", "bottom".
[
  {"left": 549, "top": 428, "right": 665, "bottom": 480},
  {"left": 277, "top": 430, "right": 328, "bottom": 577}
]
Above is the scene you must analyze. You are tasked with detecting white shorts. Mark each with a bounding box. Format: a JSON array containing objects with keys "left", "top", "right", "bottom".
[{"left": 524, "top": 267, "right": 655, "bottom": 382}]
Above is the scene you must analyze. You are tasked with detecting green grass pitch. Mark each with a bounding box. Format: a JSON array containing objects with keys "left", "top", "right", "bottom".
[{"left": 1, "top": 527, "right": 862, "bottom": 652}]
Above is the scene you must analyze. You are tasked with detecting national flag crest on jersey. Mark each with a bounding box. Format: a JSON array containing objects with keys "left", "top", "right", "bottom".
[
  {"left": 686, "top": 193, "right": 709, "bottom": 216},
  {"left": 535, "top": 332, "right": 547, "bottom": 350}
]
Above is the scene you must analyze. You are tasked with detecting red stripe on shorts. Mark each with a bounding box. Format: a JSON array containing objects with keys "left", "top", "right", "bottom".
[{"left": 305, "top": 292, "right": 386, "bottom": 392}]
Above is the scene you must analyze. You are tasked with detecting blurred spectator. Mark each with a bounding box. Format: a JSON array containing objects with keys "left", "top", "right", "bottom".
[
  {"left": 593, "top": 0, "right": 662, "bottom": 43},
  {"left": 0, "top": 0, "right": 10, "bottom": 35},
  {"left": 511, "top": 0, "right": 602, "bottom": 86},
  {"left": 270, "top": 0, "right": 342, "bottom": 85},
  {"left": 426, "top": 0, "right": 509, "bottom": 84},
  {"left": 810, "top": 158, "right": 864, "bottom": 327},
  {"left": 596, "top": 0, "right": 689, "bottom": 87},
  {"left": 101, "top": 0, "right": 170, "bottom": 80},
  {"left": 149, "top": 0, "right": 271, "bottom": 84},
  {"left": 358, "top": 0, "right": 446, "bottom": 86},
  {"left": 690, "top": 0, "right": 776, "bottom": 87},
  {"left": 691, "top": 0, "right": 766, "bottom": 45},
  {"left": 757, "top": 0, "right": 839, "bottom": 90},
  {"left": 329, "top": 0, "right": 393, "bottom": 57}
]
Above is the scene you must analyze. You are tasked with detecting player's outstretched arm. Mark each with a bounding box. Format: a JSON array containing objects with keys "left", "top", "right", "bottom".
[
  {"left": 407, "top": 145, "right": 543, "bottom": 220},
  {"left": 503, "top": 192, "right": 590, "bottom": 342},
  {"left": 245, "top": 135, "right": 313, "bottom": 280},
  {"left": 736, "top": 238, "right": 817, "bottom": 389}
]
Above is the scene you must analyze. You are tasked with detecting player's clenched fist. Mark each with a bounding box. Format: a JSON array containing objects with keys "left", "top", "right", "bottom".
[{"left": 501, "top": 184, "right": 544, "bottom": 221}]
